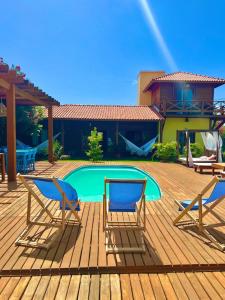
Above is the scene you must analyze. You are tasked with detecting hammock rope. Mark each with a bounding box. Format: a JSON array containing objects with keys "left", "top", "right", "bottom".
[
  {"left": 16, "top": 132, "right": 61, "bottom": 153},
  {"left": 119, "top": 133, "right": 157, "bottom": 156}
]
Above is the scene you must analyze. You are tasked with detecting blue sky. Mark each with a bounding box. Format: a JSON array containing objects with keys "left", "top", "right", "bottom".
[{"left": 1, "top": 0, "right": 225, "bottom": 104}]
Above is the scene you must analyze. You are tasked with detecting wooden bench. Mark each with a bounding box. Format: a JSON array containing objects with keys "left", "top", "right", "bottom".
[{"left": 193, "top": 162, "right": 212, "bottom": 174}]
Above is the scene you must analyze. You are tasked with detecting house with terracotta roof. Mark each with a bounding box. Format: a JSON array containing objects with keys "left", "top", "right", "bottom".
[
  {"left": 44, "top": 105, "right": 162, "bottom": 157},
  {"left": 43, "top": 71, "right": 225, "bottom": 158},
  {"left": 138, "top": 71, "right": 225, "bottom": 147}
]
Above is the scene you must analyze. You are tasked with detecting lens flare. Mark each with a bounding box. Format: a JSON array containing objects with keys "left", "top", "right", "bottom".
[{"left": 138, "top": 0, "right": 177, "bottom": 71}]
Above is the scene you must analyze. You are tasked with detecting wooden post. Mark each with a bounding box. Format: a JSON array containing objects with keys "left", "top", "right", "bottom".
[
  {"left": 61, "top": 120, "right": 65, "bottom": 150},
  {"left": 48, "top": 106, "right": 54, "bottom": 163},
  {"left": 186, "top": 131, "right": 190, "bottom": 167},
  {"left": 115, "top": 122, "right": 119, "bottom": 145},
  {"left": 159, "top": 120, "right": 164, "bottom": 143},
  {"left": 176, "top": 130, "right": 179, "bottom": 161},
  {"left": 6, "top": 84, "right": 16, "bottom": 181}
]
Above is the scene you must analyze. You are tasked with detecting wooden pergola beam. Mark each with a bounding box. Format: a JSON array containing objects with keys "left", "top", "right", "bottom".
[
  {"left": 0, "top": 59, "right": 59, "bottom": 181},
  {"left": 0, "top": 78, "right": 10, "bottom": 90},
  {"left": 15, "top": 87, "right": 47, "bottom": 106}
]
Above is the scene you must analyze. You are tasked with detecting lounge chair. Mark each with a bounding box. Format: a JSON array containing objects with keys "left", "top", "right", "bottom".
[
  {"left": 16, "top": 174, "right": 81, "bottom": 249},
  {"left": 173, "top": 176, "right": 225, "bottom": 250},
  {"left": 103, "top": 178, "right": 146, "bottom": 254}
]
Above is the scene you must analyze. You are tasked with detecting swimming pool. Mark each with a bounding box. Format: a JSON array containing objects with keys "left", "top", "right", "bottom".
[{"left": 64, "top": 165, "right": 161, "bottom": 202}]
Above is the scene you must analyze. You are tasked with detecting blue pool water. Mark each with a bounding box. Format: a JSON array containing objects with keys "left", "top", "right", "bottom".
[{"left": 64, "top": 165, "right": 161, "bottom": 202}]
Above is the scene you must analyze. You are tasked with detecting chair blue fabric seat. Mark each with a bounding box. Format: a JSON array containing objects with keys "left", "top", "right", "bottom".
[
  {"left": 108, "top": 182, "right": 144, "bottom": 212},
  {"left": 180, "top": 199, "right": 208, "bottom": 211},
  {"left": 180, "top": 181, "right": 225, "bottom": 211},
  {"left": 109, "top": 201, "right": 136, "bottom": 212},
  {"left": 34, "top": 178, "right": 80, "bottom": 211}
]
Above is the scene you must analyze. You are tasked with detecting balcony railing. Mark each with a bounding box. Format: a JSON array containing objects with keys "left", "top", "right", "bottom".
[{"left": 157, "top": 100, "right": 225, "bottom": 116}]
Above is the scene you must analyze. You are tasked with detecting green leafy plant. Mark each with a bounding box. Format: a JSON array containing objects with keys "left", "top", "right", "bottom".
[
  {"left": 184, "top": 143, "right": 204, "bottom": 158},
  {"left": 153, "top": 141, "right": 177, "bottom": 162},
  {"left": 16, "top": 106, "right": 45, "bottom": 140},
  {"left": 86, "top": 127, "right": 103, "bottom": 161},
  {"left": 37, "top": 140, "right": 63, "bottom": 161}
]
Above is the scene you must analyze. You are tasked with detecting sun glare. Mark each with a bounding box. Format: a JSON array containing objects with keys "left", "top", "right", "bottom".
[{"left": 138, "top": 0, "right": 177, "bottom": 71}]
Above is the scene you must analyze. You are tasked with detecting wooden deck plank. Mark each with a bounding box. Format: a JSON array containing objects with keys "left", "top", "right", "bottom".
[
  {"left": 129, "top": 274, "right": 145, "bottom": 300},
  {"left": 0, "top": 277, "right": 21, "bottom": 299},
  {"left": 149, "top": 274, "right": 167, "bottom": 300},
  {"left": 55, "top": 275, "right": 71, "bottom": 300},
  {"left": 195, "top": 272, "right": 221, "bottom": 300},
  {"left": 44, "top": 275, "right": 61, "bottom": 300},
  {"left": 3, "top": 272, "right": 225, "bottom": 299},
  {"left": 120, "top": 274, "right": 134, "bottom": 300},
  {"left": 78, "top": 275, "right": 90, "bottom": 300},
  {"left": 89, "top": 274, "right": 100, "bottom": 300},
  {"left": 21, "top": 276, "right": 41, "bottom": 300},
  {"left": 8, "top": 276, "right": 30, "bottom": 300},
  {"left": 139, "top": 273, "right": 156, "bottom": 300},
  {"left": 100, "top": 274, "right": 110, "bottom": 300},
  {"left": 66, "top": 275, "right": 81, "bottom": 300},
  {"left": 2, "top": 161, "right": 225, "bottom": 275},
  {"left": 158, "top": 273, "right": 178, "bottom": 300},
  {"left": 32, "top": 276, "right": 51, "bottom": 300},
  {"left": 110, "top": 274, "right": 121, "bottom": 300}
]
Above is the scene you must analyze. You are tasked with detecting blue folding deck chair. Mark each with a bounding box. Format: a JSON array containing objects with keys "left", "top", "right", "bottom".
[
  {"left": 173, "top": 176, "right": 225, "bottom": 251},
  {"left": 103, "top": 178, "right": 146, "bottom": 254},
  {"left": 16, "top": 174, "right": 81, "bottom": 249}
]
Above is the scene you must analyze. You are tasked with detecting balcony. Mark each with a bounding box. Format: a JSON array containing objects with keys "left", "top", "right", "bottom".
[{"left": 157, "top": 99, "right": 225, "bottom": 117}]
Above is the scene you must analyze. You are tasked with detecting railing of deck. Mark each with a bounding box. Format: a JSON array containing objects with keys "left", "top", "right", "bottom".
[{"left": 157, "top": 100, "right": 225, "bottom": 116}]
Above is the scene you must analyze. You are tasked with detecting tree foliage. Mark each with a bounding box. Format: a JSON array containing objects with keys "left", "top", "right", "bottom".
[
  {"left": 16, "top": 106, "right": 45, "bottom": 142},
  {"left": 0, "top": 106, "right": 45, "bottom": 146},
  {"left": 153, "top": 141, "right": 177, "bottom": 162},
  {"left": 86, "top": 127, "right": 103, "bottom": 161}
]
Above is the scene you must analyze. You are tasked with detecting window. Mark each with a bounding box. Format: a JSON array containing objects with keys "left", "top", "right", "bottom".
[{"left": 175, "top": 84, "right": 193, "bottom": 105}]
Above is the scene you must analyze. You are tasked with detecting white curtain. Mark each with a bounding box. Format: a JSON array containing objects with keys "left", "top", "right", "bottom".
[
  {"left": 201, "top": 132, "right": 217, "bottom": 151},
  {"left": 212, "top": 132, "right": 223, "bottom": 163},
  {"left": 188, "top": 138, "right": 194, "bottom": 167},
  {"left": 201, "top": 131, "right": 223, "bottom": 162}
]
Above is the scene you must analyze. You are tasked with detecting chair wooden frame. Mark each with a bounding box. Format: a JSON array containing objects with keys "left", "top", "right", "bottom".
[
  {"left": 173, "top": 176, "right": 225, "bottom": 251},
  {"left": 103, "top": 178, "right": 146, "bottom": 254},
  {"left": 15, "top": 174, "right": 81, "bottom": 250}
]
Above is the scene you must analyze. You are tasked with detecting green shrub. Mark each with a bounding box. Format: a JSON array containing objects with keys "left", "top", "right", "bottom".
[
  {"left": 53, "top": 140, "right": 63, "bottom": 160},
  {"left": 153, "top": 141, "right": 177, "bottom": 162},
  {"left": 86, "top": 127, "right": 103, "bottom": 162},
  {"left": 37, "top": 140, "right": 63, "bottom": 161},
  {"left": 184, "top": 143, "right": 204, "bottom": 158}
]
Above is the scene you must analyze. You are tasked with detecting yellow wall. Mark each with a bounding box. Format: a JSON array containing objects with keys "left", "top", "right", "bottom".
[
  {"left": 162, "top": 118, "right": 210, "bottom": 144},
  {"left": 137, "top": 71, "right": 165, "bottom": 105}
]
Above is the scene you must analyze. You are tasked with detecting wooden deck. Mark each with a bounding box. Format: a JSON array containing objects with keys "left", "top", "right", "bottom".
[
  {"left": 2, "top": 272, "right": 225, "bottom": 299},
  {"left": 2, "top": 161, "right": 225, "bottom": 278}
]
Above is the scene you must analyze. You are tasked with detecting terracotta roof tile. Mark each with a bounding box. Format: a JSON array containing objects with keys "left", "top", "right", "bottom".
[
  {"left": 144, "top": 71, "right": 225, "bottom": 91},
  {"left": 45, "top": 105, "right": 163, "bottom": 121}
]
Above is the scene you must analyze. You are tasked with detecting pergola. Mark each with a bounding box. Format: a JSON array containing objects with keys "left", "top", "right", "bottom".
[{"left": 0, "top": 59, "right": 60, "bottom": 182}]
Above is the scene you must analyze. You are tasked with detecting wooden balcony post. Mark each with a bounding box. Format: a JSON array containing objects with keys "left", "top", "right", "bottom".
[
  {"left": 6, "top": 84, "right": 16, "bottom": 181},
  {"left": 48, "top": 106, "right": 54, "bottom": 163}
]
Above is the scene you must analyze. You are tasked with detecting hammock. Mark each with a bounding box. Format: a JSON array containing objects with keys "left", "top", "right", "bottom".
[
  {"left": 36, "top": 132, "right": 61, "bottom": 152},
  {"left": 16, "top": 132, "right": 61, "bottom": 153},
  {"left": 16, "top": 139, "right": 31, "bottom": 149},
  {"left": 119, "top": 134, "right": 158, "bottom": 156}
]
